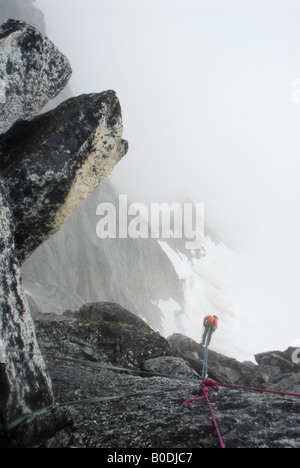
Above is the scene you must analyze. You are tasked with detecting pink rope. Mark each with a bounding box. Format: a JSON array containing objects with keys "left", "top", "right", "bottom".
[
  {"left": 217, "top": 381, "right": 300, "bottom": 398},
  {"left": 183, "top": 377, "right": 300, "bottom": 449},
  {"left": 182, "top": 378, "right": 220, "bottom": 408},
  {"left": 183, "top": 378, "right": 226, "bottom": 449},
  {"left": 200, "top": 381, "right": 226, "bottom": 449},
  {"left": 182, "top": 394, "right": 206, "bottom": 407}
]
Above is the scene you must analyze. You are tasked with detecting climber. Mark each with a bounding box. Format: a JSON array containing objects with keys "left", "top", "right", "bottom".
[
  {"left": 201, "top": 315, "right": 218, "bottom": 347},
  {"left": 201, "top": 315, "right": 219, "bottom": 379}
]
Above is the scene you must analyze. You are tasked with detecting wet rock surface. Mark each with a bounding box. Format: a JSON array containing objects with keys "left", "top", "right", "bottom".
[{"left": 0, "top": 175, "right": 53, "bottom": 428}]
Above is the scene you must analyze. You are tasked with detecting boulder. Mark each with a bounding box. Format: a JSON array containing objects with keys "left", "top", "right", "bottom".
[
  {"left": 270, "top": 373, "right": 300, "bottom": 394},
  {"left": 0, "top": 19, "right": 72, "bottom": 135},
  {"left": 255, "top": 348, "right": 300, "bottom": 373},
  {"left": 168, "top": 333, "right": 257, "bottom": 386},
  {"left": 0, "top": 175, "right": 53, "bottom": 427},
  {"left": 36, "top": 303, "right": 170, "bottom": 369},
  {"left": 142, "top": 356, "right": 199, "bottom": 379},
  {"left": 0, "top": 91, "right": 128, "bottom": 262}
]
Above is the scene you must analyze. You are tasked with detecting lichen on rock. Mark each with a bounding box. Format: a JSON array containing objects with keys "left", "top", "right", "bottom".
[
  {"left": 0, "top": 19, "right": 72, "bottom": 135},
  {"left": 0, "top": 91, "right": 128, "bottom": 262}
]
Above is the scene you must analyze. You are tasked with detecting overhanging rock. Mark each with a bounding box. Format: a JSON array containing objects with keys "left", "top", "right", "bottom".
[{"left": 0, "top": 91, "right": 128, "bottom": 262}]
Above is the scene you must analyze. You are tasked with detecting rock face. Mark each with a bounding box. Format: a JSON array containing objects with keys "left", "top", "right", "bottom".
[
  {"left": 0, "top": 18, "right": 127, "bottom": 442},
  {"left": 38, "top": 303, "right": 170, "bottom": 370},
  {"left": 0, "top": 19, "right": 72, "bottom": 135},
  {"left": 169, "top": 334, "right": 300, "bottom": 391},
  {"left": 0, "top": 175, "right": 53, "bottom": 427},
  {"left": 0, "top": 92, "right": 128, "bottom": 262},
  {"left": 3, "top": 303, "right": 299, "bottom": 448}
]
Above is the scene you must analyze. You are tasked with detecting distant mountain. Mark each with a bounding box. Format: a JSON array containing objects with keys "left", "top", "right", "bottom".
[
  {"left": 22, "top": 177, "right": 250, "bottom": 363},
  {"left": 22, "top": 179, "right": 186, "bottom": 333}
]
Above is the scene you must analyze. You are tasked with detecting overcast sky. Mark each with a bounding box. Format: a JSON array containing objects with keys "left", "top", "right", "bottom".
[{"left": 36, "top": 0, "right": 300, "bottom": 347}]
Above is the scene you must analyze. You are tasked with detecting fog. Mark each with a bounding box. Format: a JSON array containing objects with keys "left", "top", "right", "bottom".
[{"left": 35, "top": 0, "right": 300, "bottom": 352}]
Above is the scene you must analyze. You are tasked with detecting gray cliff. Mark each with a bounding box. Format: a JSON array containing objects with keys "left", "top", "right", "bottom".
[
  {"left": 0, "top": 175, "right": 53, "bottom": 426},
  {"left": 0, "top": 19, "right": 127, "bottom": 430}
]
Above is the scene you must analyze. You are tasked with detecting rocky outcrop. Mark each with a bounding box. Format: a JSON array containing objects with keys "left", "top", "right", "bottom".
[
  {"left": 0, "top": 20, "right": 72, "bottom": 135},
  {"left": 0, "top": 175, "right": 53, "bottom": 427},
  {"left": 0, "top": 18, "right": 127, "bottom": 442},
  {"left": 169, "top": 333, "right": 300, "bottom": 391},
  {"left": 37, "top": 303, "right": 170, "bottom": 370},
  {"left": 0, "top": 92, "right": 128, "bottom": 262},
  {"left": 0, "top": 18, "right": 72, "bottom": 434},
  {"left": 2, "top": 303, "right": 299, "bottom": 448}
]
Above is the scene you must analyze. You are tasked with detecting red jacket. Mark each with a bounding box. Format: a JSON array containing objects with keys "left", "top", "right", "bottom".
[{"left": 204, "top": 315, "right": 218, "bottom": 330}]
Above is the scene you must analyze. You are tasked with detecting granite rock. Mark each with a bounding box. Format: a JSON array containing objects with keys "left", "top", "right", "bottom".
[
  {"left": 0, "top": 91, "right": 128, "bottom": 262},
  {"left": 0, "top": 19, "right": 71, "bottom": 135},
  {"left": 36, "top": 303, "right": 170, "bottom": 370},
  {"left": 0, "top": 175, "right": 53, "bottom": 427}
]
